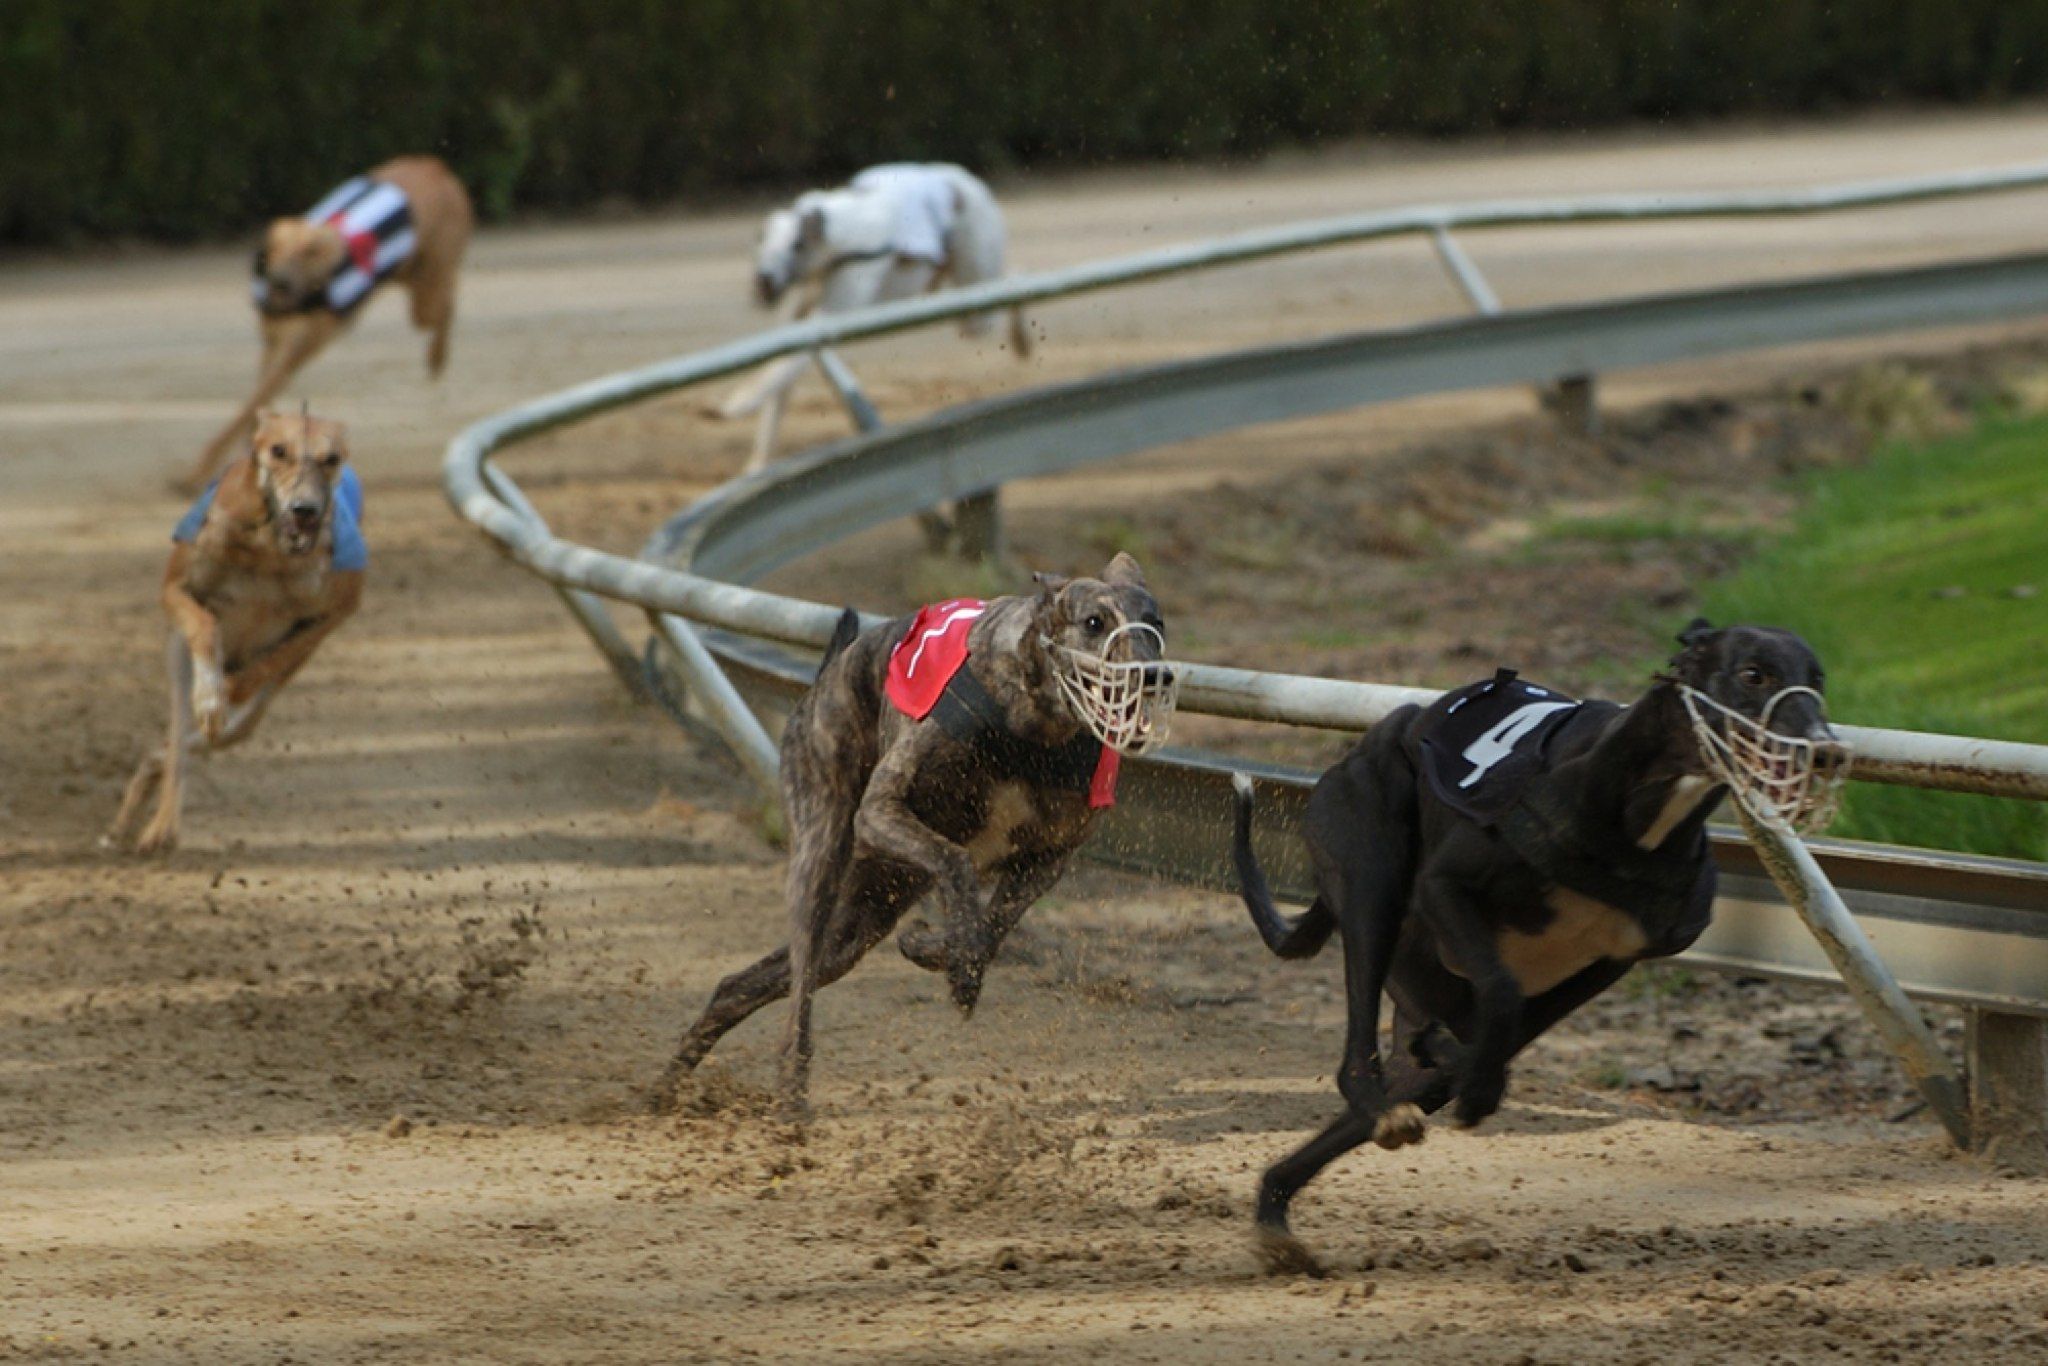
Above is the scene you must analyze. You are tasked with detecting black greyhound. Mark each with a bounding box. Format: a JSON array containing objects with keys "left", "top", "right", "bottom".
[{"left": 1231, "top": 621, "right": 1847, "bottom": 1275}]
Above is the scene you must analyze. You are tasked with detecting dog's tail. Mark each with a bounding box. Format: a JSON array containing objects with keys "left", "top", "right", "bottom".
[
  {"left": 1232, "top": 772, "right": 1336, "bottom": 960},
  {"left": 1007, "top": 306, "right": 1032, "bottom": 360},
  {"left": 818, "top": 607, "right": 862, "bottom": 674}
]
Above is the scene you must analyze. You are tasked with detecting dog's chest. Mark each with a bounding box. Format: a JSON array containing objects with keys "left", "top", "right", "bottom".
[
  {"left": 194, "top": 564, "right": 326, "bottom": 663},
  {"left": 963, "top": 780, "right": 1087, "bottom": 871},
  {"left": 1494, "top": 889, "right": 1650, "bottom": 996}
]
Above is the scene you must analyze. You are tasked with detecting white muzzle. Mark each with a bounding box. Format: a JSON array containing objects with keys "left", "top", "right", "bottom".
[
  {"left": 1044, "top": 621, "right": 1178, "bottom": 755},
  {"left": 1679, "top": 684, "right": 1850, "bottom": 835}
]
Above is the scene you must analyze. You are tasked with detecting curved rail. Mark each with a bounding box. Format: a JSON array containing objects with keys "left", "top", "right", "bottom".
[{"left": 446, "top": 163, "right": 2048, "bottom": 1148}]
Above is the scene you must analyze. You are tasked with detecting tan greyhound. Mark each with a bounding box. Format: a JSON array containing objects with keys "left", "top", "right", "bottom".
[
  {"left": 179, "top": 156, "right": 471, "bottom": 492},
  {"left": 113, "top": 409, "right": 365, "bottom": 853}
]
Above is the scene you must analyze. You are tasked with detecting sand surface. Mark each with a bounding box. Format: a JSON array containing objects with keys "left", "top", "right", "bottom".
[{"left": 7, "top": 110, "right": 2048, "bottom": 1362}]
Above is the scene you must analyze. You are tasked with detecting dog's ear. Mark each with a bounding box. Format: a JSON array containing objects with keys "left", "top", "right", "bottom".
[
  {"left": 798, "top": 203, "right": 827, "bottom": 246},
  {"left": 1102, "top": 552, "right": 1146, "bottom": 588},
  {"left": 1676, "top": 616, "right": 1716, "bottom": 648},
  {"left": 1031, "top": 570, "right": 1070, "bottom": 609}
]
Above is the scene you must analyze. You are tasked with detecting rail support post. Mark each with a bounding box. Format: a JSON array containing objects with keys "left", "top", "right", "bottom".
[
  {"left": 1735, "top": 807, "right": 1970, "bottom": 1148},
  {"left": 1967, "top": 1010, "right": 2048, "bottom": 1171},
  {"left": 646, "top": 611, "right": 782, "bottom": 804},
  {"left": 481, "top": 462, "right": 649, "bottom": 701},
  {"left": 952, "top": 489, "right": 1005, "bottom": 562},
  {"left": 1542, "top": 373, "right": 1600, "bottom": 436}
]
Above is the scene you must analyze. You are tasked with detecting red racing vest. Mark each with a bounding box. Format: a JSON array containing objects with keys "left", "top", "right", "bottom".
[{"left": 884, "top": 599, "right": 1119, "bottom": 808}]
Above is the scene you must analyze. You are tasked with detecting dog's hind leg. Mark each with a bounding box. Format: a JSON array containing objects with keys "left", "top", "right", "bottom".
[
  {"left": 134, "top": 634, "right": 196, "bottom": 855},
  {"left": 772, "top": 767, "right": 871, "bottom": 1110},
  {"left": 1254, "top": 1107, "right": 1387, "bottom": 1277},
  {"left": 181, "top": 314, "right": 337, "bottom": 492},
  {"left": 410, "top": 272, "right": 457, "bottom": 378},
  {"left": 1006, "top": 307, "right": 1032, "bottom": 359},
  {"left": 714, "top": 357, "right": 808, "bottom": 474},
  {"left": 660, "top": 944, "right": 793, "bottom": 1097},
  {"left": 105, "top": 752, "right": 166, "bottom": 848},
  {"left": 1300, "top": 739, "right": 1422, "bottom": 1127},
  {"left": 780, "top": 873, "right": 911, "bottom": 1111}
]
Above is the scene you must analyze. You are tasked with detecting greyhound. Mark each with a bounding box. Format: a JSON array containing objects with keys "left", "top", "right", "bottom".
[
  {"left": 109, "top": 409, "right": 365, "bottom": 854},
  {"left": 661, "top": 553, "right": 1176, "bottom": 1111},
  {"left": 179, "top": 156, "right": 472, "bottom": 492},
  {"left": 716, "top": 163, "right": 1030, "bottom": 471},
  {"left": 1231, "top": 622, "right": 1848, "bottom": 1274}
]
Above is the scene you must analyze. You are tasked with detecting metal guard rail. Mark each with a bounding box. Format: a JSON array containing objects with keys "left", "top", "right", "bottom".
[{"left": 446, "top": 163, "right": 2048, "bottom": 1148}]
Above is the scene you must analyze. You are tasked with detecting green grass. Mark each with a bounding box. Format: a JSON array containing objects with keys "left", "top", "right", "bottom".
[{"left": 1696, "top": 415, "right": 2048, "bottom": 860}]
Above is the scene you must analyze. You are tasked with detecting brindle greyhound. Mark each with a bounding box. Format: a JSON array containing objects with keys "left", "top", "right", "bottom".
[
  {"left": 1232, "top": 622, "right": 1846, "bottom": 1274},
  {"left": 108, "top": 409, "right": 365, "bottom": 854},
  {"left": 661, "top": 553, "right": 1175, "bottom": 1111}
]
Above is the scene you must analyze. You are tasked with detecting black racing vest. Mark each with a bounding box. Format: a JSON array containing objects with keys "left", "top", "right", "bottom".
[{"left": 1411, "top": 669, "right": 1707, "bottom": 911}]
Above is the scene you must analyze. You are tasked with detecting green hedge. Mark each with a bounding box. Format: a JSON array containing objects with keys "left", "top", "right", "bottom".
[{"left": 9, "top": 0, "right": 2048, "bottom": 244}]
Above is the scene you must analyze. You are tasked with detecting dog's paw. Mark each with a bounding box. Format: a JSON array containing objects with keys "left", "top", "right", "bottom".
[
  {"left": 947, "top": 967, "right": 986, "bottom": 1016},
  {"left": 133, "top": 817, "right": 179, "bottom": 856},
  {"left": 192, "top": 667, "right": 228, "bottom": 741},
  {"left": 1451, "top": 1081, "right": 1505, "bottom": 1130},
  {"left": 896, "top": 922, "right": 948, "bottom": 972},
  {"left": 1254, "top": 1224, "right": 1328, "bottom": 1279},
  {"left": 1372, "top": 1102, "right": 1427, "bottom": 1150}
]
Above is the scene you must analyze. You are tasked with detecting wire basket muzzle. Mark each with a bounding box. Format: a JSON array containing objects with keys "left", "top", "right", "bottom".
[
  {"left": 1680, "top": 684, "right": 1851, "bottom": 834},
  {"left": 1045, "top": 622, "right": 1178, "bottom": 754}
]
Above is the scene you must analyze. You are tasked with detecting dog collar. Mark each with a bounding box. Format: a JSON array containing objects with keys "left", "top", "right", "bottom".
[{"left": 929, "top": 659, "right": 1119, "bottom": 809}]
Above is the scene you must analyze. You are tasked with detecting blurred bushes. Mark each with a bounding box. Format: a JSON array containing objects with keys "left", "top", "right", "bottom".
[{"left": 9, "top": 0, "right": 2048, "bottom": 244}]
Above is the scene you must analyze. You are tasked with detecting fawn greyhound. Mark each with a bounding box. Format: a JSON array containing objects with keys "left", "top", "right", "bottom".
[
  {"left": 180, "top": 156, "right": 471, "bottom": 492},
  {"left": 1232, "top": 622, "right": 1847, "bottom": 1274},
  {"left": 110, "top": 409, "right": 365, "bottom": 854},
  {"left": 661, "top": 553, "right": 1176, "bottom": 1111}
]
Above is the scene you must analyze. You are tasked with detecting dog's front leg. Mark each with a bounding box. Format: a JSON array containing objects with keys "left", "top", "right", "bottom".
[
  {"left": 134, "top": 632, "right": 197, "bottom": 854},
  {"left": 917, "top": 850, "right": 1070, "bottom": 1014},
  {"left": 227, "top": 573, "right": 363, "bottom": 708},
  {"left": 852, "top": 750, "right": 981, "bottom": 941},
  {"left": 1421, "top": 873, "right": 1525, "bottom": 1129},
  {"left": 158, "top": 558, "right": 226, "bottom": 742}
]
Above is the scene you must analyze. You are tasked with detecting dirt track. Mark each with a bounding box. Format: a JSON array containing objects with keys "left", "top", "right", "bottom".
[{"left": 7, "top": 112, "right": 2048, "bottom": 1362}]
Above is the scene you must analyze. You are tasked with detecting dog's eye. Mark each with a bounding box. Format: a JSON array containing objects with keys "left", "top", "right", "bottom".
[
  {"left": 1739, "top": 665, "right": 1766, "bottom": 687},
  {"left": 1084, "top": 614, "right": 1105, "bottom": 634},
  {"left": 269, "top": 445, "right": 288, "bottom": 461},
  {"left": 321, "top": 454, "right": 341, "bottom": 469}
]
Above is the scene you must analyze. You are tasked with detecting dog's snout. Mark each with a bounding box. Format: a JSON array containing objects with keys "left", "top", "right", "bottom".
[
  {"left": 287, "top": 499, "right": 322, "bottom": 527},
  {"left": 1144, "top": 662, "right": 1175, "bottom": 688},
  {"left": 753, "top": 272, "right": 780, "bottom": 306}
]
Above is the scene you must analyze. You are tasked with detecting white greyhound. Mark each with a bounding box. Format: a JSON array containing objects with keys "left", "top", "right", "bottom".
[{"left": 717, "top": 163, "right": 1031, "bottom": 471}]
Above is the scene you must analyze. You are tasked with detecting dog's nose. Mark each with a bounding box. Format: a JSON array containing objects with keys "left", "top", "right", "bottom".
[
  {"left": 287, "top": 499, "right": 321, "bottom": 528},
  {"left": 753, "top": 272, "right": 784, "bottom": 306},
  {"left": 1143, "top": 663, "right": 1175, "bottom": 688}
]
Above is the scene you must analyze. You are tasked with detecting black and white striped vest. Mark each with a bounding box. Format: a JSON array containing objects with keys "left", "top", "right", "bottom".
[{"left": 253, "top": 176, "right": 416, "bottom": 316}]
